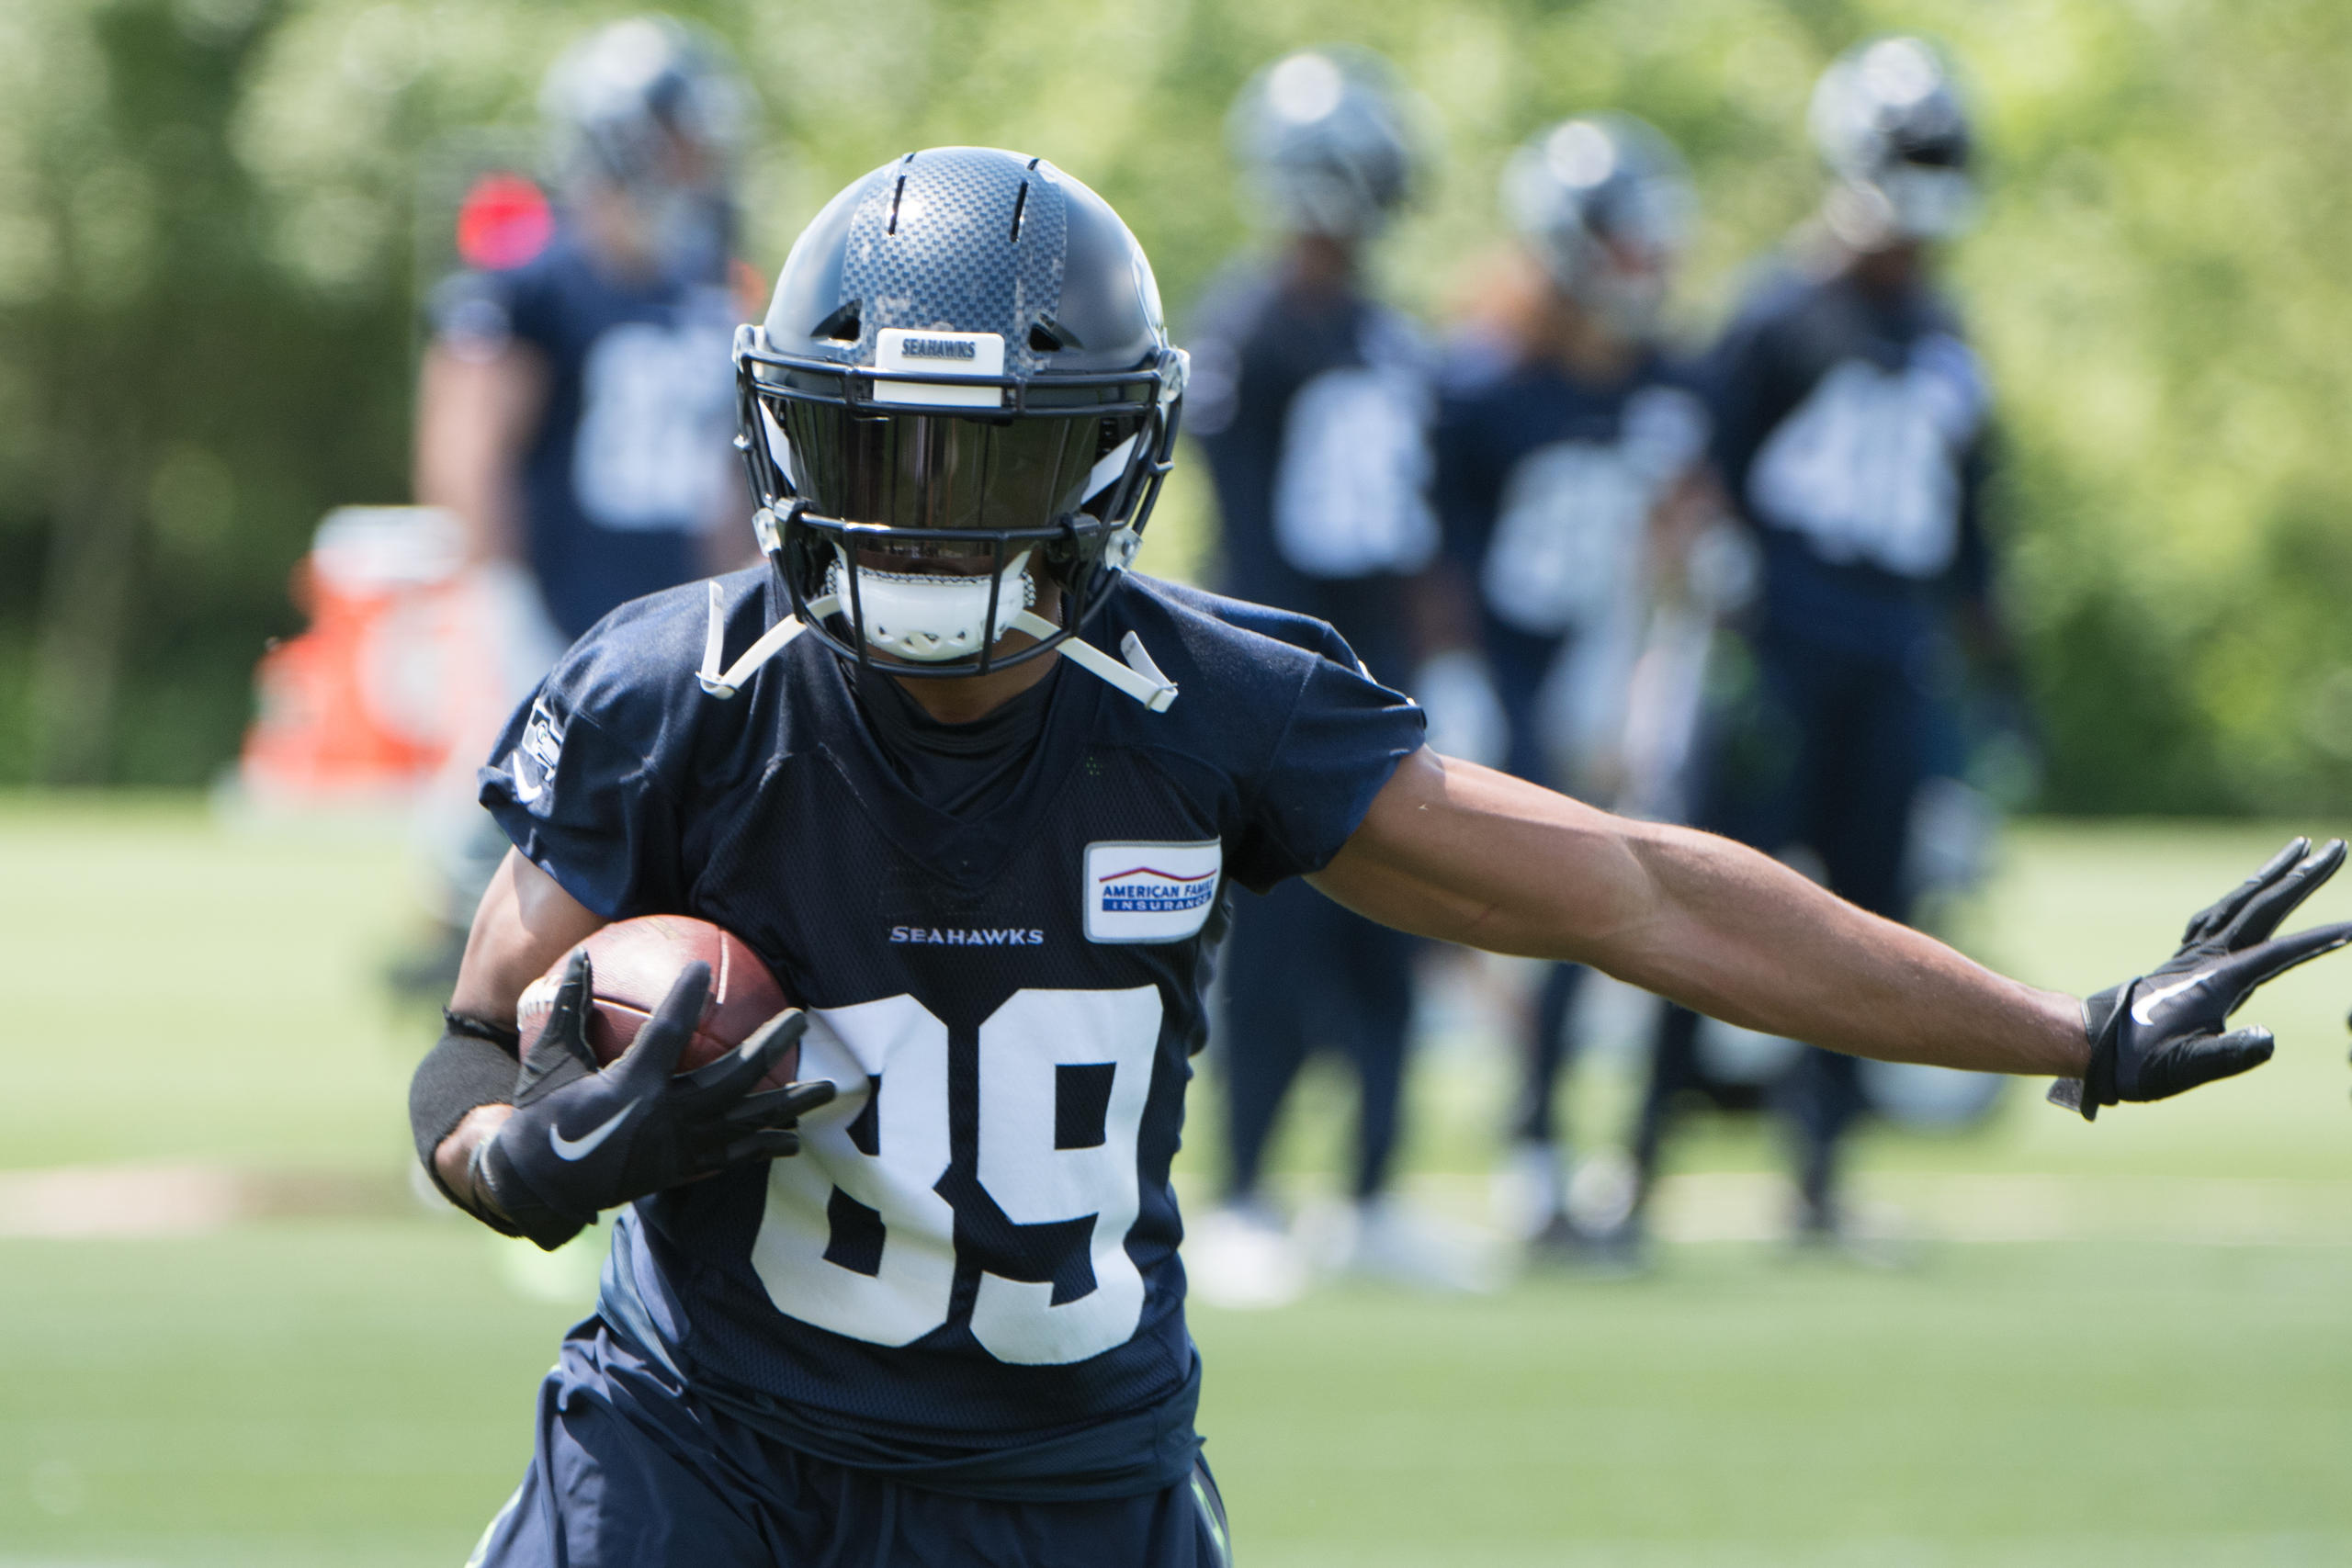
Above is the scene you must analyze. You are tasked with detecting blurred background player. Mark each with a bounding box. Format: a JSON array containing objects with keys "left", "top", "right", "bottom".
[
  {"left": 1184, "top": 48, "right": 1474, "bottom": 1302},
  {"left": 1630, "top": 37, "right": 2009, "bottom": 1251},
  {"left": 395, "top": 17, "right": 756, "bottom": 995},
  {"left": 1430, "top": 115, "right": 1715, "bottom": 1263}
]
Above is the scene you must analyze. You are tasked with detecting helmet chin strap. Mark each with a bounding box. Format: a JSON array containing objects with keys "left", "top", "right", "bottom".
[
  {"left": 696, "top": 580, "right": 837, "bottom": 698},
  {"left": 1005, "top": 611, "right": 1179, "bottom": 712},
  {"left": 695, "top": 570, "right": 1178, "bottom": 711}
]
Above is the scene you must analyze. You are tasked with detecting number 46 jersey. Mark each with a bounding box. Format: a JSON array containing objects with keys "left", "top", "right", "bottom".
[{"left": 479, "top": 568, "right": 1425, "bottom": 1501}]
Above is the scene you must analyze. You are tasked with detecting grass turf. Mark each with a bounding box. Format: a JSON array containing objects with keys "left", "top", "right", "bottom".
[{"left": 2, "top": 797, "right": 2350, "bottom": 1563}]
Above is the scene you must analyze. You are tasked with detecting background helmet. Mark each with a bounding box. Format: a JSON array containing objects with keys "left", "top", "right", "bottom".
[
  {"left": 1227, "top": 47, "right": 1421, "bottom": 240},
  {"left": 1501, "top": 113, "right": 1693, "bottom": 337},
  {"left": 735, "top": 147, "right": 1185, "bottom": 678},
  {"left": 1809, "top": 36, "right": 1976, "bottom": 245},
  {"left": 540, "top": 16, "right": 749, "bottom": 276}
]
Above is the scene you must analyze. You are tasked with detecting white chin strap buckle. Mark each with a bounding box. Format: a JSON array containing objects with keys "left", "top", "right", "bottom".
[
  {"left": 1008, "top": 610, "right": 1178, "bottom": 713},
  {"left": 697, "top": 580, "right": 841, "bottom": 699},
  {"left": 696, "top": 552, "right": 1176, "bottom": 714},
  {"left": 825, "top": 548, "right": 1035, "bottom": 663}
]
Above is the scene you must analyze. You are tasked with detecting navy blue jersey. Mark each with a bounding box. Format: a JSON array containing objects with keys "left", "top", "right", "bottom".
[
  {"left": 433, "top": 225, "right": 739, "bottom": 639},
  {"left": 478, "top": 570, "right": 1423, "bottom": 1499},
  {"left": 1708, "top": 265, "right": 1993, "bottom": 660},
  {"left": 1434, "top": 335, "right": 1709, "bottom": 640},
  {"left": 1431, "top": 334, "right": 1708, "bottom": 785},
  {"left": 1185, "top": 262, "right": 1437, "bottom": 686}
]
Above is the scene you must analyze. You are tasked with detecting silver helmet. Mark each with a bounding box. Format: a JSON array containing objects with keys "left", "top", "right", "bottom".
[
  {"left": 539, "top": 16, "right": 750, "bottom": 276},
  {"left": 1228, "top": 47, "right": 1422, "bottom": 239},
  {"left": 1501, "top": 113, "right": 1693, "bottom": 337},
  {"left": 1809, "top": 36, "right": 1975, "bottom": 245}
]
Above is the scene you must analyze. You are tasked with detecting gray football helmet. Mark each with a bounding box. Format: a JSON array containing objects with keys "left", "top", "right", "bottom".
[
  {"left": 1810, "top": 36, "right": 1975, "bottom": 244},
  {"left": 541, "top": 16, "right": 749, "bottom": 191},
  {"left": 1501, "top": 114, "right": 1693, "bottom": 337},
  {"left": 1228, "top": 47, "right": 1421, "bottom": 239},
  {"left": 538, "top": 16, "right": 750, "bottom": 279}
]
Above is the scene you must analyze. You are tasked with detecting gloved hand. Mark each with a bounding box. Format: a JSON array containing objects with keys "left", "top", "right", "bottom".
[
  {"left": 2052, "top": 837, "right": 2352, "bottom": 1121},
  {"left": 474, "top": 953, "right": 835, "bottom": 1248}
]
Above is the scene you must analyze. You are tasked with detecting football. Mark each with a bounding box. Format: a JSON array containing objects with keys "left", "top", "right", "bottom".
[{"left": 514, "top": 915, "right": 797, "bottom": 1090}]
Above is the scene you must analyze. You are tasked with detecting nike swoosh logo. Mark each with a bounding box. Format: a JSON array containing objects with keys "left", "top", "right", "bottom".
[
  {"left": 512, "top": 752, "right": 548, "bottom": 805},
  {"left": 549, "top": 1106, "right": 630, "bottom": 1162},
  {"left": 2132, "top": 974, "right": 2204, "bottom": 1027}
]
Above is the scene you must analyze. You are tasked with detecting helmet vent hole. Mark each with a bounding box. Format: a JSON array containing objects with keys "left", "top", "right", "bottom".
[
  {"left": 887, "top": 172, "right": 908, "bottom": 234},
  {"left": 1028, "top": 321, "right": 1068, "bottom": 354},
  {"left": 1009, "top": 181, "right": 1030, "bottom": 242},
  {"left": 815, "top": 303, "right": 861, "bottom": 343}
]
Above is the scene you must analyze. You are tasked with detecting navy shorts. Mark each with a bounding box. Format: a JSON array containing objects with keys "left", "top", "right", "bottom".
[{"left": 468, "top": 1320, "right": 1234, "bottom": 1568}]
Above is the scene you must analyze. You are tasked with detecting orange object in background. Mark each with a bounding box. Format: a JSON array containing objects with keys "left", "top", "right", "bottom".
[{"left": 238, "top": 507, "right": 512, "bottom": 809}]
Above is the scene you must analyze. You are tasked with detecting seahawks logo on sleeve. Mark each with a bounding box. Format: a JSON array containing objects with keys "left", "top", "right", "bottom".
[{"left": 508, "top": 697, "right": 568, "bottom": 812}]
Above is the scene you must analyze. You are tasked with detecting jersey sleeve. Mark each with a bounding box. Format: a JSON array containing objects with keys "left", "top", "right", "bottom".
[
  {"left": 477, "top": 650, "right": 688, "bottom": 922},
  {"left": 1228, "top": 625, "right": 1427, "bottom": 894},
  {"left": 427, "top": 258, "right": 558, "bottom": 355}
]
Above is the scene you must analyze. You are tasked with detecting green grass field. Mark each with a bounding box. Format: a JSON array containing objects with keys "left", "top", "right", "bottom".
[{"left": 3, "top": 798, "right": 2350, "bottom": 1565}]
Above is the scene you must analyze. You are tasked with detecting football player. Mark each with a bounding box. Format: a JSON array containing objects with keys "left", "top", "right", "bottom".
[
  {"left": 419, "top": 14, "right": 754, "bottom": 638},
  {"left": 409, "top": 147, "right": 2351, "bottom": 1567},
  {"left": 1184, "top": 51, "right": 1465, "bottom": 1298},
  {"left": 1630, "top": 37, "right": 2013, "bottom": 1250},
  {"left": 402, "top": 17, "right": 757, "bottom": 991},
  {"left": 1431, "top": 114, "right": 1713, "bottom": 1262}
]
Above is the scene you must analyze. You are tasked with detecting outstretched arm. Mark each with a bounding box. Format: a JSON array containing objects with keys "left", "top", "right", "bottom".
[
  {"left": 1313, "top": 750, "right": 2352, "bottom": 1097},
  {"left": 413, "top": 340, "right": 547, "bottom": 567},
  {"left": 1312, "top": 750, "right": 2082, "bottom": 1075}
]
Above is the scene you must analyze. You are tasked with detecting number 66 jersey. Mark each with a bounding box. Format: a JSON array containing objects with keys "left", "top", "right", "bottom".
[{"left": 479, "top": 567, "right": 1425, "bottom": 1501}]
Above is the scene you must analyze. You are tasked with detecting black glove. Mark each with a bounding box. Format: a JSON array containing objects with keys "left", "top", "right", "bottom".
[
  {"left": 473, "top": 953, "right": 835, "bottom": 1249},
  {"left": 2052, "top": 837, "right": 2352, "bottom": 1121}
]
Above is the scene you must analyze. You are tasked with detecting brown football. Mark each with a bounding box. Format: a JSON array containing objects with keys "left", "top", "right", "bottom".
[{"left": 514, "top": 916, "right": 797, "bottom": 1091}]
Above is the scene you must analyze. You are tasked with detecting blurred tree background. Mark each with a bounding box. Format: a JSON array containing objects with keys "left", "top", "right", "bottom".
[{"left": 2, "top": 0, "right": 2347, "bottom": 810}]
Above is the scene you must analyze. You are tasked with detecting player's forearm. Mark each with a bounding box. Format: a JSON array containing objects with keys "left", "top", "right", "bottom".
[
  {"left": 1319, "top": 752, "right": 2087, "bottom": 1077},
  {"left": 1606, "top": 822, "right": 2086, "bottom": 1076},
  {"left": 414, "top": 344, "right": 540, "bottom": 564},
  {"left": 419, "top": 854, "right": 607, "bottom": 1233},
  {"left": 415, "top": 436, "right": 523, "bottom": 565}
]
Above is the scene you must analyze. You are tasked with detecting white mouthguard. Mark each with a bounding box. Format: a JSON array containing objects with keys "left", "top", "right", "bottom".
[{"left": 825, "top": 547, "right": 1037, "bottom": 662}]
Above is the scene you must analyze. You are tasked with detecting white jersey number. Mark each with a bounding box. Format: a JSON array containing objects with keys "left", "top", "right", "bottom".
[
  {"left": 1747, "top": 335, "right": 1985, "bottom": 580},
  {"left": 751, "top": 987, "right": 1161, "bottom": 1366},
  {"left": 1273, "top": 366, "right": 1439, "bottom": 579},
  {"left": 1481, "top": 441, "right": 1651, "bottom": 637},
  {"left": 571, "top": 314, "right": 735, "bottom": 533},
  {"left": 1479, "top": 385, "right": 1707, "bottom": 637}
]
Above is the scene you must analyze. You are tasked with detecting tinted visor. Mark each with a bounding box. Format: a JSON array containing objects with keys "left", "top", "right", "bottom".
[
  {"left": 1895, "top": 129, "right": 1971, "bottom": 171},
  {"left": 758, "top": 392, "right": 1146, "bottom": 542}
]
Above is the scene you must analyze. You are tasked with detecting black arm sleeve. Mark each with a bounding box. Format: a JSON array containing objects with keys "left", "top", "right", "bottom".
[{"left": 409, "top": 1016, "right": 524, "bottom": 1230}]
